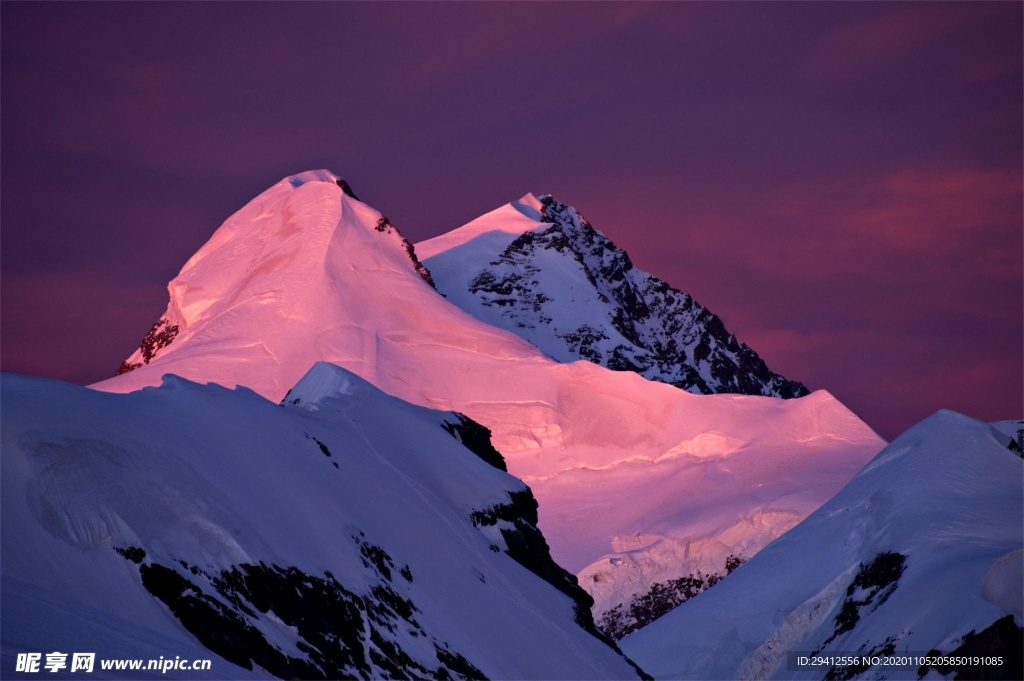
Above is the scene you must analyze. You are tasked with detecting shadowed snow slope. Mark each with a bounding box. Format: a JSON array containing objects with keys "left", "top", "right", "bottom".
[
  {"left": 621, "top": 410, "right": 1024, "bottom": 680},
  {"left": 92, "top": 171, "right": 884, "bottom": 621},
  {"left": 2, "top": 366, "right": 642, "bottom": 679}
]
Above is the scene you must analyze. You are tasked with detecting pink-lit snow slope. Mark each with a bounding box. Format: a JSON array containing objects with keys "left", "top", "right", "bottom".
[{"left": 92, "top": 171, "right": 885, "bottom": 615}]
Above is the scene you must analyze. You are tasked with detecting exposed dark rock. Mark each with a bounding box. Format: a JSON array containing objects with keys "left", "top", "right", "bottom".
[
  {"left": 821, "top": 552, "right": 906, "bottom": 649},
  {"left": 434, "top": 644, "right": 486, "bottom": 681},
  {"left": 116, "top": 318, "right": 179, "bottom": 375},
  {"left": 1009, "top": 425, "right": 1023, "bottom": 458},
  {"left": 374, "top": 215, "right": 437, "bottom": 289},
  {"left": 441, "top": 415, "right": 507, "bottom": 472},
  {"left": 468, "top": 489, "right": 651, "bottom": 679},
  {"left": 470, "top": 489, "right": 592, "bottom": 617},
  {"left": 116, "top": 361, "right": 142, "bottom": 376},
  {"left": 597, "top": 555, "right": 744, "bottom": 641},
  {"left": 141, "top": 562, "right": 319, "bottom": 677},
  {"left": 335, "top": 179, "right": 359, "bottom": 200},
  {"left": 131, "top": 544, "right": 491, "bottom": 680},
  {"left": 557, "top": 325, "right": 610, "bottom": 363},
  {"left": 114, "top": 545, "right": 147, "bottom": 564},
  {"left": 355, "top": 532, "right": 395, "bottom": 582},
  {"left": 463, "top": 194, "right": 807, "bottom": 399},
  {"left": 310, "top": 435, "right": 333, "bottom": 458},
  {"left": 368, "top": 627, "right": 431, "bottom": 678},
  {"left": 917, "top": 616, "right": 1023, "bottom": 680}
]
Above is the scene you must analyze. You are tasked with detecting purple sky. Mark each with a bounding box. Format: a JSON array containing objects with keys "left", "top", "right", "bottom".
[{"left": 3, "top": 2, "right": 1021, "bottom": 440}]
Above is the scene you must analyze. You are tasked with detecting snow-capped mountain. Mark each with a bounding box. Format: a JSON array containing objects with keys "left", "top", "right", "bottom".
[
  {"left": 416, "top": 193, "right": 807, "bottom": 398},
  {"left": 91, "top": 171, "right": 884, "bottom": 630},
  {"left": 2, "top": 364, "right": 644, "bottom": 679},
  {"left": 620, "top": 410, "right": 1024, "bottom": 680}
]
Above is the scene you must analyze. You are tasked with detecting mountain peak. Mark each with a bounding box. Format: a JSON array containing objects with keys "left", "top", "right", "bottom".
[
  {"left": 284, "top": 168, "right": 339, "bottom": 185},
  {"left": 282, "top": 169, "right": 361, "bottom": 200},
  {"left": 509, "top": 192, "right": 547, "bottom": 222},
  {"left": 113, "top": 171, "right": 434, "bottom": 378},
  {"left": 419, "top": 195, "right": 808, "bottom": 398}
]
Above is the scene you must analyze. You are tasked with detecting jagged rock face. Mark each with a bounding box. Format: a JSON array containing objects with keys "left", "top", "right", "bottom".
[
  {"left": 462, "top": 195, "right": 807, "bottom": 398},
  {"left": 596, "top": 555, "right": 744, "bottom": 641},
  {"left": 442, "top": 414, "right": 507, "bottom": 472},
  {"left": 375, "top": 215, "right": 436, "bottom": 289},
  {"left": 116, "top": 317, "right": 179, "bottom": 375},
  {"left": 123, "top": 541, "right": 487, "bottom": 681},
  {"left": 468, "top": 488, "right": 649, "bottom": 679}
]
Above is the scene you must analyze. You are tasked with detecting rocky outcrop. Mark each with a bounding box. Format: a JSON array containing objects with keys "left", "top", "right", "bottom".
[
  {"left": 120, "top": 537, "right": 486, "bottom": 680},
  {"left": 465, "top": 195, "right": 806, "bottom": 398},
  {"left": 116, "top": 318, "right": 179, "bottom": 375}
]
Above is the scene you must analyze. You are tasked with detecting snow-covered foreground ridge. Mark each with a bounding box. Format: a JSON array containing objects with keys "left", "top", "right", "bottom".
[
  {"left": 92, "top": 170, "right": 884, "bottom": 623},
  {"left": 1, "top": 366, "right": 644, "bottom": 679},
  {"left": 621, "top": 410, "right": 1024, "bottom": 680}
]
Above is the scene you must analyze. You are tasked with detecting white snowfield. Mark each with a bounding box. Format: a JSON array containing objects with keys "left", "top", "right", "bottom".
[
  {"left": 2, "top": 365, "right": 642, "bottom": 679},
  {"left": 621, "top": 410, "right": 1024, "bottom": 680},
  {"left": 92, "top": 170, "right": 885, "bottom": 620}
]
